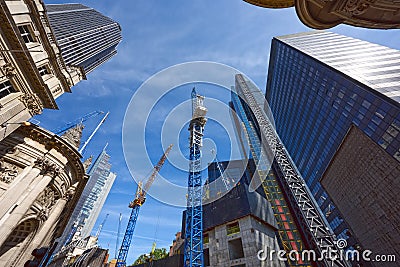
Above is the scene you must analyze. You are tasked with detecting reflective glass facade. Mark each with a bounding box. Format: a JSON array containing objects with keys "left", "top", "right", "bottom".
[
  {"left": 265, "top": 31, "right": 400, "bottom": 242},
  {"left": 46, "top": 4, "right": 122, "bottom": 74},
  {"left": 57, "top": 148, "right": 116, "bottom": 249},
  {"left": 80, "top": 150, "right": 117, "bottom": 238}
]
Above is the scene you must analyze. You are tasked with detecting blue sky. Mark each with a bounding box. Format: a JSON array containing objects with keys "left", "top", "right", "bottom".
[{"left": 37, "top": 0, "right": 400, "bottom": 264}]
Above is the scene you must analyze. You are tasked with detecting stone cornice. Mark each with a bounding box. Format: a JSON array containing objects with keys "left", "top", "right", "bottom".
[
  {"left": 245, "top": 0, "right": 400, "bottom": 29},
  {"left": 16, "top": 125, "right": 85, "bottom": 179},
  {"left": 18, "top": 93, "right": 43, "bottom": 115},
  {"left": 0, "top": 1, "right": 57, "bottom": 109},
  {"left": 243, "top": 0, "right": 294, "bottom": 8}
]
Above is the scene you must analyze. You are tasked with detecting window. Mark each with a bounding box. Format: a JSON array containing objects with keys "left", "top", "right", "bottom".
[
  {"left": 38, "top": 65, "right": 50, "bottom": 76},
  {"left": 392, "top": 119, "right": 400, "bottom": 131},
  {"left": 227, "top": 222, "right": 240, "bottom": 236},
  {"left": 362, "top": 100, "right": 371, "bottom": 109},
  {"left": 378, "top": 139, "right": 389, "bottom": 149},
  {"left": 204, "top": 248, "right": 210, "bottom": 266},
  {"left": 382, "top": 133, "right": 393, "bottom": 143},
  {"left": 394, "top": 149, "right": 400, "bottom": 162},
  {"left": 228, "top": 238, "right": 244, "bottom": 260},
  {"left": 203, "top": 233, "right": 209, "bottom": 244},
  {"left": 0, "top": 81, "right": 16, "bottom": 99},
  {"left": 18, "top": 25, "right": 35, "bottom": 43}
]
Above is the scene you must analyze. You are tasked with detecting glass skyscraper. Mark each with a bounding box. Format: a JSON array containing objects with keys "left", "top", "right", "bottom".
[
  {"left": 46, "top": 4, "right": 122, "bottom": 74},
  {"left": 265, "top": 31, "right": 400, "bottom": 244},
  {"left": 80, "top": 148, "right": 117, "bottom": 238},
  {"left": 57, "top": 146, "right": 117, "bottom": 250}
]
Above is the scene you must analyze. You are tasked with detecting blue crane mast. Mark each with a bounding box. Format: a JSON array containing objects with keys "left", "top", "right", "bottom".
[
  {"left": 116, "top": 144, "right": 173, "bottom": 267},
  {"left": 184, "top": 88, "right": 207, "bottom": 267}
]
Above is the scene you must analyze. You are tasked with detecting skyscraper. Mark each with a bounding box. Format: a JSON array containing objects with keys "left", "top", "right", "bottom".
[
  {"left": 80, "top": 149, "right": 117, "bottom": 238},
  {"left": 57, "top": 146, "right": 117, "bottom": 250},
  {"left": 46, "top": 4, "right": 122, "bottom": 74},
  {"left": 0, "top": 0, "right": 85, "bottom": 140},
  {"left": 0, "top": 1, "right": 120, "bottom": 141},
  {"left": 265, "top": 31, "right": 400, "bottom": 249}
]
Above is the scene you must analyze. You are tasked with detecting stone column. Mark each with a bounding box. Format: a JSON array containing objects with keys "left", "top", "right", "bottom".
[
  {"left": 0, "top": 159, "right": 60, "bottom": 246},
  {"left": 0, "top": 164, "right": 40, "bottom": 218},
  {"left": 15, "top": 197, "right": 68, "bottom": 267}
]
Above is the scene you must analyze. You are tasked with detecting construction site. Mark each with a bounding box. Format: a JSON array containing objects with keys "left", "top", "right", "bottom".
[
  {"left": 1, "top": 0, "right": 398, "bottom": 266},
  {"left": 43, "top": 77, "right": 352, "bottom": 267}
]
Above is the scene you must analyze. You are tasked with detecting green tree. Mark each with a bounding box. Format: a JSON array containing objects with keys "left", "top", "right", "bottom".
[{"left": 131, "top": 248, "right": 168, "bottom": 266}]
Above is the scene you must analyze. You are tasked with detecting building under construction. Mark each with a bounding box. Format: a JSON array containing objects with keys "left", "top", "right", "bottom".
[
  {"left": 131, "top": 159, "right": 282, "bottom": 267},
  {"left": 133, "top": 157, "right": 312, "bottom": 267},
  {"left": 194, "top": 159, "right": 286, "bottom": 267},
  {"left": 131, "top": 77, "right": 348, "bottom": 267}
]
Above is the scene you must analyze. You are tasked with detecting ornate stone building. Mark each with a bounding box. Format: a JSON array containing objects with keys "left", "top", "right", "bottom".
[
  {"left": 0, "top": 123, "right": 88, "bottom": 266},
  {"left": 243, "top": 0, "right": 400, "bottom": 29},
  {"left": 0, "top": 0, "right": 84, "bottom": 140}
]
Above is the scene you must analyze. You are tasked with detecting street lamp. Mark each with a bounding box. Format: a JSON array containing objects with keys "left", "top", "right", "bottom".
[{"left": 1, "top": 121, "right": 31, "bottom": 128}]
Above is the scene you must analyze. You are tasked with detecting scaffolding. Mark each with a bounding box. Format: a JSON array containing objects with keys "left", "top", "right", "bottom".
[{"left": 232, "top": 74, "right": 349, "bottom": 267}]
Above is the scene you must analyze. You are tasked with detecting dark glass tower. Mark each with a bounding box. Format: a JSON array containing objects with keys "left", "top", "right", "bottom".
[
  {"left": 265, "top": 31, "right": 400, "bottom": 244},
  {"left": 46, "top": 4, "right": 122, "bottom": 74}
]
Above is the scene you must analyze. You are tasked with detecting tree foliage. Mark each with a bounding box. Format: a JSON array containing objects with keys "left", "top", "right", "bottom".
[{"left": 131, "top": 248, "right": 168, "bottom": 266}]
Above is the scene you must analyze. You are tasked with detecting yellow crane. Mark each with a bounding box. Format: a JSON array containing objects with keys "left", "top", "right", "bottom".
[{"left": 116, "top": 144, "right": 173, "bottom": 267}]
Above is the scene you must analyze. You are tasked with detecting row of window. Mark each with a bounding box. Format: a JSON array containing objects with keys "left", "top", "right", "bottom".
[
  {"left": 0, "top": 63, "right": 50, "bottom": 99},
  {"left": 270, "top": 42, "right": 400, "bottom": 238},
  {"left": 0, "top": 81, "right": 16, "bottom": 99},
  {"left": 1, "top": 24, "right": 52, "bottom": 100}
]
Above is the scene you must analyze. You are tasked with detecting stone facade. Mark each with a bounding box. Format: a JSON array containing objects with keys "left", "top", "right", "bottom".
[
  {"left": 0, "top": 124, "right": 87, "bottom": 266},
  {"left": 169, "top": 232, "right": 184, "bottom": 256},
  {"left": 243, "top": 0, "right": 400, "bottom": 29},
  {"left": 0, "top": 0, "right": 84, "bottom": 141},
  {"left": 243, "top": 0, "right": 294, "bottom": 8},
  {"left": 203, "top": 216, "right": 284, "bottom": 267},
  {"left": 321, "top": 126, "right": 400, "bottom": 266}
]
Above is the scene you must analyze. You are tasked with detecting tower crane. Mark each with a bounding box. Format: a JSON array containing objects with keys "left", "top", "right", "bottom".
[
  {"left": 116, "top": 144, "right": 173, "bottom": 267},
  {"left": 53, "top": 111, "right": 104, "bottom": 134},
  {"left": 211, "top": 149, "right": 231, "bottom": 192},
  {"left": 95, "top": 213, "right": 109, "bottom": 239},
  {"left": 51, "top": 110, "right": 109, "bottom": 154},
  {"left": 184, "top": 88, "right": 207, "bottom": 267}
]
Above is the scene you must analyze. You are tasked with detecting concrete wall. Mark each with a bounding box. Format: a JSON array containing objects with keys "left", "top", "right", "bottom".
[
  {"left": 321, "top": 126, "right": 400, "bottom": 266},
  {"left": 204, "top": 216, "right": 285, "bottom": 267}
]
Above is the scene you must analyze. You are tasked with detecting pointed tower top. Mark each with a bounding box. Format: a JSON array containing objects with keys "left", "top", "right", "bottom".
[
  {"left": 82, "top": 155, "right": 93, "bottom": 172},
  {"left": 61, "top": 123, "right": 84, "bottom": 150}
]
